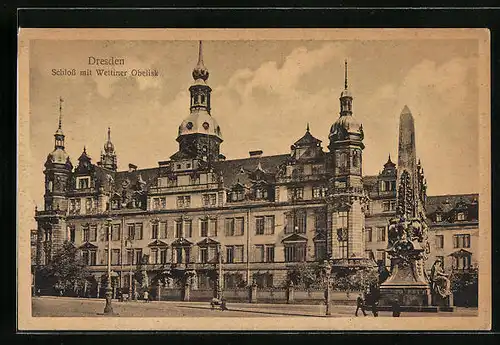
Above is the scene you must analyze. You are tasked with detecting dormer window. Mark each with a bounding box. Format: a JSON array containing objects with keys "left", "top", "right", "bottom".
[
  {"left": 457, "top": 212, "right": 465, "bottom": 221},
  {"left": 76, "top": 176, "right": 90, "bottom": 189},
  {"left": 436, "top": 214, "right": 442, "bottom": 222}
]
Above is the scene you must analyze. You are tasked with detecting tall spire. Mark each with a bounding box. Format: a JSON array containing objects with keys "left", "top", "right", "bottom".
[
  {"left": 344, "top": 59, "right": 348, "bottom": 90},
  {"left": 306, "top": 122, "right": 310, "bottom": 132},
  {"left": 192, "top": 40, "right": 209, "bottom": 81},
  {"left": 58, "top": 96, "right": 63, "bottom": 130},
  {"left": 107, "top": 127, "right": 111, "bottom": 142},
  {"left": 54, "top": 97, "right": 65, "bottom": 149}
]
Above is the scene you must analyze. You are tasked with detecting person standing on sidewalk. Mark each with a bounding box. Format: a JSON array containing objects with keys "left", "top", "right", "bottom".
[
  {"left": 392, "top": 299, "right": 401, "bottom": 317},
  {"left": 355, "top": 294, "right": 367, "bottom": 316}
]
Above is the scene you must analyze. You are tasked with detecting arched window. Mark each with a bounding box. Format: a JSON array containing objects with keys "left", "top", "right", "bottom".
[{"left": 353, "top": 151, "right": 359, "bottom": 167}]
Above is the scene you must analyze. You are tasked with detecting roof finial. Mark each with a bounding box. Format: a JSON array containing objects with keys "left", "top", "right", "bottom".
[
  {"left": 344, "top": 59, "right": 348, "bottom": 90},
  {"left": 83, "top": 145, "right": 86, "bottom": 154},
  {"left": 198, "top": 40, "right": 204, "bottom": 65},
  {"left": 58, "top": 96, "right": 64, "bottom": 129},
  {"left": 388, "top": 153, "right": 391, "bottom": 162},
  {"left": 306, "top": 122, "right": 310, "bottom": 132},
  {"left": 107, "top": 127, "right": 111, "bottom": 141}
]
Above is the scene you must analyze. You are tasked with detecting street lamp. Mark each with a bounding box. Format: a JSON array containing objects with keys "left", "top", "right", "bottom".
[
  {"left": 125, "top": 237, "right": 133, "bottom": 300},
  {"left": 103, "top": 217, "right": 114, "bottom": 315},
  {"left": 322, "top": 259, "right": 332, "bottom": 316}
]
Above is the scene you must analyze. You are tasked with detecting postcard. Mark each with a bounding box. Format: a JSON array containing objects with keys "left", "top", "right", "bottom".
[{"left": 17, "top": 28, "right": 491, "bottom": 331}]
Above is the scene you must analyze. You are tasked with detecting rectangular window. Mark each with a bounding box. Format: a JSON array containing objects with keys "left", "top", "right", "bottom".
[
  {"left": 135, "top": 249, "right": 143, "bottom": 265},
  {"left": 176, "top": 221, "right": 183, "bottom": 238},
  {"left": 453, "top": 234, "right": 471, "bottom": 248},
  {"left": 296, "top": 212, "right": 307, "bottom": 233},
  {"left": 85, "top": 198, "right": 93, "bottom": 212},
  {"left": 255, "top": 217, "right": 265, "bottom": 235},
  {"left": 82, "top": 251, "right": 89, "bottom": 265},
  {"left": 264, "top": 216, "right": 275, "bottom": 235},
  {"left": 160, "top": 249, "right": 167, "bottom": 264},
  {"left": 175, "top": 248, "right": 183, "bottom": 263},
  {"left": 126, "top": 249, "right": 134, "bottom": 264},
  {"left": 135, "top": 223, "right": 143, "bottom": 240},
  {"left": 289, "top": 187, "right": 304, "bottom": 200},
  {"left": 68, "top": 225, "right": 75, "bottom": 243},
  {"left": 254, "top": 245, "right": 264, "bottom": 262},
  {"left": 184, "top": 220, "right": 192, "bottom": 238},
  {"left": 315, "top": 211, "right": 326, "bottom": 230},
  {"left": 234, "top": 245, "right": 244, "bottom": 263},
  {"left": 89, "top": 224, "right": 97, "bottom": 242},
  {"left": 111, "top": 249, "right": 120, "bottom": 265},
  {"left": 235, "top": 217, "right": 244, "bottom": 236},
  {"left": 315, "top": 242, "right": 326, "bottom": 260},
  {"left": 77, "top": 177, "right": 90, "bottom": 189},
  {"left": 266, "top": 245, "right": 275, "bottom": 263},
  {"left": 202, "top": 193, "right": 217, "bottom": 207},
  {"left": 127, "top": 224, "right": 135, "bottom": 240},
  {"left": 377, "top": 226, "right": 386, "bottom": 242},
  {"left": 150, "top": 249, "right": 158, "bottom": 264},
  {"left": 200, "top": 247, "right": 208, "bottom": 263},
  {"left": 285, "top": 213, "right": 294, "bottom": 234},
  {"left": 153, "top": 198, "right": 160, "bottom": 210},
  {"left": 365, "top": 227, "right": 372, "bottom": 242},
  {"left": 312, "top": 186, "right": 324, "bottom": 199},
  {"left": 112, "top": 224, "right": 120, "bottom": 241},
  {"left": 284, "top": 244, "right": 306, "bottom": 262},
  {"left": 225, "top": 218, "right": 234, "bottom": 236},
  {"left": 159, "top": 221, "right": 167, "bottom": 239},
  {"left": 82, "top": 225, "right": 90, "bottom": 242},
  {"left": 209, "top": 219, "right": 218, "bottom": 237},
  {"left": 457, "top": 212, "right": 465, "bottom": 221},
  {"left": 89, "top": 251, "right": 97, "bottom": 266},
  {"left": 200, "top": 219, "right": 209, "bottom": 237},
  {"left": 177, "top": 196, "right": 191, "bottom": 208},
  {"left": 435, "top": 235, "right": 444, "bottom": 249},
  {"left": 151, "top": 223, "right": 159, "bottom": 239},
  {"left": 226, "top": 246, "right": 234, "bottom": 263},
  {"left": 436, "top": 214, "right": 442, "bottom": 222},
  {"left": 338, "top": 211, "right": 348, "bottom": 259},
  {"left": 160, "top": 197, "right": 166, "bottom": 209}
]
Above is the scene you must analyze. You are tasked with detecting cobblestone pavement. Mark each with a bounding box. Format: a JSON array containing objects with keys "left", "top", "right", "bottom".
[{"left": 32, "top": 296, "right": 479, "bottom": 318}]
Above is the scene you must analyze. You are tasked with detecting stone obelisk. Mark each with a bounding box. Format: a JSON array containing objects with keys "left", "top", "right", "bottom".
[{"left": 379, "top": 105, "right": 432, "bottom": 309}]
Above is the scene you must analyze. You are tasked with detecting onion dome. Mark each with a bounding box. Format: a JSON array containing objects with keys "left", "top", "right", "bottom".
[
  {"left": 47, "top": 148, "right": 70, "bottom": 165},
  {"left": 192, "top": 40, "right": 209, "bottom": 82},
  {"left": 178, "top": 109, "right": 222, "bottom": 140}
]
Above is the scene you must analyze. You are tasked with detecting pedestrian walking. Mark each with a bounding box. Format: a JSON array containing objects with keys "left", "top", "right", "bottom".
[
  {"left": 392, "top": 299, "right": 401, "bottom": 317},
  {"left": 220, "top": 297, "right": 228, "bottom": 311},
  {"left": 143, "top": 290, "right": 149, "bottom": 302},
  {"left": 355, "top": 294, "right": 367, "bottom": 316},
  {"left": 372, "top": 300, "right": 379, "bottom": 317}
]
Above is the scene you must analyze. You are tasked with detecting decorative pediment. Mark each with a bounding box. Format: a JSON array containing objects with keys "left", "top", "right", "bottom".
[
  {"left": 197, "top": 238, "right": 220, "bottom": 247},
  {"left": 282, "top": 233, "right": 308, "bottom": 243},
  {"left": 171, "top": 237, "right": 193, "bottom": 247},
  {"left": 79, "top": 242, "right": 98, "bottom": 249},
  {"left": 448, "top": 249, "right": 472, "bottom": 258},
  {"left": 148, "top": 239, "right": 169, "bottom": 248},
  {"left": 313, "top": 232, "right": 326, "bottom": 242}
]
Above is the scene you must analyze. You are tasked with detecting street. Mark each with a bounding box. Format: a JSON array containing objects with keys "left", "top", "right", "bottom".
[{"left": 32, "top": 296, "right": 479, "bottom": 318}]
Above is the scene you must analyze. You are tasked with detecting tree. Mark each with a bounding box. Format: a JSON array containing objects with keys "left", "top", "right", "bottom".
[
  {"left": 450, "top": 266, "right": 478, "bottom": 307},
  {"left": 286, "top": 262, "right": 322, "bottom": 288},
  {"left": 37, "top": 241, "right": 90, "bottom": 296}
]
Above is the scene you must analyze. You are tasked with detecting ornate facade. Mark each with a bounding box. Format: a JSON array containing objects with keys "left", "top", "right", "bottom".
[{"left": 34, "top": 42, "right": 479, "bottom": 293}]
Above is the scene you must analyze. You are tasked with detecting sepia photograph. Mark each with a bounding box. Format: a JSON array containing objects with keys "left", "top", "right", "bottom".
[{"left": 17, "top": 28, "right": 491, "bottom": 330}]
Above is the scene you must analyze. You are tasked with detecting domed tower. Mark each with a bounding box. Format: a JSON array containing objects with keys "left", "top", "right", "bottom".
[
  {"left": 98, "top": 127, "right": 117, "bottom": 171},
  {"left": 171, "top": 41, "right": 223, "bottom": 164},
  {"left": 36, "top": 98, "right": 73, "bottom": 265},
  {"left": 326, "top": 61, "right": 370, "bottom": 262},
  {"left": 42, "top": 98, "right": 73, "bottom": 212}
]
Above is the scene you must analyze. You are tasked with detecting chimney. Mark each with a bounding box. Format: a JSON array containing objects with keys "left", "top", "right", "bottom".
[
  {"left": 249, "top": 150, "right": 263, "bottom": 158},
  {"left": 128, "top": 163, "right": 137, "bottom": 172}
]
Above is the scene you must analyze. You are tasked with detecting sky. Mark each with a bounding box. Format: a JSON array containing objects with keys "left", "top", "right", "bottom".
[{"left": 27, "top": 38, "right": 480, "bottom": 222}]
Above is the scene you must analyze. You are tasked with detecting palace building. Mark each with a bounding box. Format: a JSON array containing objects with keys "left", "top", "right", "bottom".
[{"left": 34, "top": 42, "right": 479, "bottom": 293}]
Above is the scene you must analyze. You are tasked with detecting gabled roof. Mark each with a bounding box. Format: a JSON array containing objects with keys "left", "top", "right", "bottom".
[
  {"left": 196, "top": 238, "right": 220, "bottom": 246},
  {"left": 282, "top": 233, "right": 308, "bottom": 243},
  {"left": 313, "top": 232, "right": 326, "bottom": 241},
  {"left": 293, "top": 129, "right": 322, "bottom": 147},
  {"left": 426, "top": 194, "right": 479, "bottom": 214},
  {"left": 79, "top": 242, "right": 98, "bottom": 249},
  {"left": 147, "top": 239, "right": 169, "bottom": 247},
  {"left": 171, "top": 237, "right": 193, "bottom": 247},
  {"left": 448, "top": 249, "right": 473, "bottom": 257},
  {"left": 214, "top": 154, "right": 289, "bottom": 187}
]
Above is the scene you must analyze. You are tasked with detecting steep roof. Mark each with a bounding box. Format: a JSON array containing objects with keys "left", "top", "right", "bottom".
[
  {"left": 213, "top": 154, "right": 289, "bottom": 188},
  {"left": 426, "top": 194, "right": 478, "bottom": 214}
]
